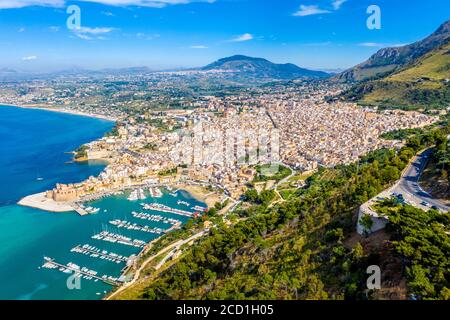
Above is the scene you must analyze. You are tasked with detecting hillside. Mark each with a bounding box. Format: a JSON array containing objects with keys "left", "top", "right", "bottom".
[
  {"left": 419, "top": 135, "right": 450, "bottom": 205},
  {"left": 336, "top": 20, "right": 450, "bottom": 82},
  {"left": 341, "top": 43, "right": 450, "bottom": 110},
  {"left": 201, "top": 55, "right": 329, "bottom": 79}
]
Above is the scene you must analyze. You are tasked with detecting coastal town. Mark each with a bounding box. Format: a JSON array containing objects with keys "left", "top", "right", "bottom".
[
  {"left": 0, "top": 0, "right": 448, "bottom": 303},
  {"left": 11, "top": 80, "right": 437, "bottom": 212}
]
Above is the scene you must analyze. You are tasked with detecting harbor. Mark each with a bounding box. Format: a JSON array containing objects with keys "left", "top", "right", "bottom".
[
  {"left": 141, "top": 203, "right": 199, "bottom": 217},
  {"left": 109, "top": 219, "right": 165, "bottom": 235},
  {"left": 92, "top": 231, "right": 147, "bottom": 248},
  {"left": 33, "top": 186, "right": 206, "bottom": 299},
  {"left": 41, "top": 257, "right": 121, "bottom": 286},
  {"left": 131, "top": 211, "right": 181, "bottom": 225},
  {"left": 70, "top": 244, "right": 130, "bottom": 264}
]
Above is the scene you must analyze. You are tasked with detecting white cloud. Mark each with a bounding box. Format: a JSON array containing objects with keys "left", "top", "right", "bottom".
[
  {"left": 293, "top": 1, "right": 347, "bottom": 17},
  {"left": 75, "top": 33, "right": 93, "bottom": 40},
  {"left": 136, "top": 32, "right": 160, "bottom": 40},
  {"left": 358, "top": 42, "right": 408, "bottom": 48},
  {"left": 391, "top": 43, "right": 408, "bottom": 47},
  {"left": 332, "top": 0, "right": 346, "bottom": 10},
  {"left": 18, "top": 27, "right": 25, "bottom": 32},
  {"left": 293, "top": 5, "right": 331, "bottom": 17},
  {"left": 229, "top": 33, "right": 253, "bottom": 42},
  {"left": 358, "top": 42, "right": 384, "bottom": 47},
  {"left": 0, "top": 0, "right": 215, "bottom": 9},
  {"left": 77, "top": 27, "right": 116, "bottom": 34},
  {"left": 71, "top": 26, "right": 115, "bottom": 40},
  {"left": 82, "top": 0, "right": 217, "bottom": 7},
  {"left": 0, "top": 0, "right": 64, "bottom": 9},
  {"left": 22, "top": 55, "right": 37, "bottom": 61},
  {"left": 189, "top": 45, "right": 208, "bottom": 49}
]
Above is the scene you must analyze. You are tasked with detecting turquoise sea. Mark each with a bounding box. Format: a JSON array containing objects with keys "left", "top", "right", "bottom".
[{"left": 0, "top": 105, "right": 204, "bottom": 300}]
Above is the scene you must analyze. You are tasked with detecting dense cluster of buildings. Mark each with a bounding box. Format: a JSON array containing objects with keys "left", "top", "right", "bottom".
[
  {"left": 3, "top": 76, "right": 437, "bottom": 202},
  {"left": 268, "top": 95, "right": 436, "bottom": 169}
]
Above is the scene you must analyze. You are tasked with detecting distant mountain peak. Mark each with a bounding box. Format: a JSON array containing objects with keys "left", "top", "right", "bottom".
[{"left": 201, "top": 55, "right": 329, "bottom": 79}]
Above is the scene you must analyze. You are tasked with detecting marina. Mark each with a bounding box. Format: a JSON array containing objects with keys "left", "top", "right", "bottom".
[
  {"left": 70, "top": 244, "right": 130, "bottom": 263},
  {"left": 149, "top": 187, "right": 163, "bottom": 198},
  {"left": 92, "top": 231, "right": 146, "bottom": 248},
  {"left": 41, "top": 257, "right": 120, "bottom": 286},
  {"left": 131, "top": 211, "right": 181, "bottom": 225},
  {"left": 127, "top": 188, "right": 146, "bottom": 201},
  {"left": 141, "top": 203, "right": 198, "bottom": 217},
  {"left": 177, "top": 200, "right": 190, "bottom": 206},
  {"left": 0, "top": 105, "right": 210, "bottom": 300},
  {"left": 109, "top": 219, "right": 165, "bottom": 235},
  {"left": 32, "top": 186, "right": 205, "bottom": 299},
  {"left": 191, "top": 205, "right": 207, "bottom": 212}
]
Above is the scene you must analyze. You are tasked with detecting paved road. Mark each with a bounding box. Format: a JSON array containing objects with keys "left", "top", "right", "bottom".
[{"left": 392, "top": 148, "right": 449, "bottom": 212}]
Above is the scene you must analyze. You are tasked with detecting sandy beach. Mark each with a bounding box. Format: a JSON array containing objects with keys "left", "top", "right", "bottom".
[
  {"left": 0, "top": 103, "right": 118, "bottom": 122},
  {"left": 175, "top": 183, "right": 221, "bottom": 208}
]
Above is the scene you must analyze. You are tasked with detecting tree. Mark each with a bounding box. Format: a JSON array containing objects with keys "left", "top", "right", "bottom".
[{"left": 360, "top": 214, "right": 374, "bottom": 236}]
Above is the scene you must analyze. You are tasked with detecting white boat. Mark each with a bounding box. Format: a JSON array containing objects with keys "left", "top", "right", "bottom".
[
  {"left": 127, "top": 190, "right": 139, "bottom": 201},
  {"left": 85, "top": 207, "right": 100, "bottom": 214}
]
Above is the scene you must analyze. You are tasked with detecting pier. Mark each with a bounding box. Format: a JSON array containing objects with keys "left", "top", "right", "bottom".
[
  {"left": 141, "top": 203, "right": 196, "bottom": 217},
  {"left": 131, "top": 211, "right": 180, "bottom": 225},
  {"left": 109, "top": 219, "right": 165, "bottom": 235},
  {"left": 71, "top": 244, "right": 129, "bottom": 263},
  {"left": 42, "top": 257, "right": 120, "bottom": 286},
  {"left": 92, "top": 231, "right": 146, "bottom": 248}
]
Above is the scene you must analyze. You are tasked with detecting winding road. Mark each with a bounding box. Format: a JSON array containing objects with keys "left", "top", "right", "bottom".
[{"left": 391, "top": 148, "right": 449, "bottom": 212}]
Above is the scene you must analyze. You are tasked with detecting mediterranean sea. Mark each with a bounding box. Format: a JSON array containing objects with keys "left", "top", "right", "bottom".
[{"left": 0, "top": 105, "right": 204, "bottom": 300}]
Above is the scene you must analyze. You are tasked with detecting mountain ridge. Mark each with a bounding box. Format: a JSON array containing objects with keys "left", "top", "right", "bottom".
[
  {"left": 338, "top": 19, "right": 450, "bottom": 110},
  {"left": 201, "top": 55, "right": 330, "bottom": 79},
  {"left": 336, "top": 19, "right": 450, "bottom": 82}
]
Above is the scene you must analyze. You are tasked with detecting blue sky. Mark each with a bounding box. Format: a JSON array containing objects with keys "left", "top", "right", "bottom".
[{"left": 0, "top": 0, "right": 448, "bottom": 71}]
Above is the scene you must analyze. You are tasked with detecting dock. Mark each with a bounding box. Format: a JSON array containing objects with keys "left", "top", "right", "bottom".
[
  {"left": 42, "top": 257, "right": 120, "bottom": 286},
  {"left": 71, "top": 244, "right": 129, "bottom": 263},
  {"left": 109, "top": 219, "right": 165, "bottom": 235},
  {"left": 141, "top": 203, "right": 196, "bottom": 217},
  {"left": 92, "top": 231, "right": 146, "bottom": 248}
]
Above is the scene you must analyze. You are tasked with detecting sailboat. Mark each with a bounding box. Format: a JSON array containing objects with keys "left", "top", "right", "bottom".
[{"left": 36, "top": 170, "right": 44, "bottom": 181}]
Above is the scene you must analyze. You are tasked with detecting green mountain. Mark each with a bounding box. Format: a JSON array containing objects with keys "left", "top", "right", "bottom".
[
  {"left": 342, "top": 43, "right": 450, "bottom": 110},
  {"left": 339, "top": 20, "right": 450, "bottom": 110},
  {"left": 336, "top": 20, "right": 449, "bottom": 82},
  {"left": 202, "top": 55, "right": 329, "bottom": 79}
]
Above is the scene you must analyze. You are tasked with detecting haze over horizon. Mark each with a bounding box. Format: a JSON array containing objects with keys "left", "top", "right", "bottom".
[{"left": 0, "top": 0, "right": 448, "bottom": 72}]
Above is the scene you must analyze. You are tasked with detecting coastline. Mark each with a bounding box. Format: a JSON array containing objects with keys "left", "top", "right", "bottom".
[
  {"left": 18, "top": 192, "right": 76, "bottom": 213},
  {"left": 18, "top": 183, "right": 217, "bottom": 214},
  {"left": 174, "top": 183, "right": 220, "bottom": 208},
  {"left": 0, "top": 103, "right": 118, "bottom": 122}
]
